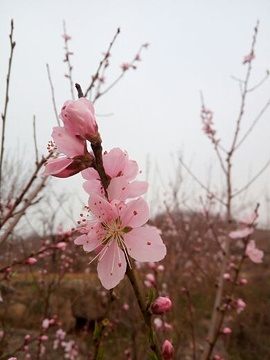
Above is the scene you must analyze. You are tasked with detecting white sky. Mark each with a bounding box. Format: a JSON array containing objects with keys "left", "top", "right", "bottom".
[{"left": 1, "top": 0, "right": 270, "bottom": 228}]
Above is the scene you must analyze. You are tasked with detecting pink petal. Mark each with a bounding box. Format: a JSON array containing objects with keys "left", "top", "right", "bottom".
[
  {"left": 120, "top": 197, "right": 149, "bottom": 228},
  {"left": 83, "top": 180, "right": 104, "bottom": 197},
  {"left": 107, "top": 177, "right": 130, "bottom": 201},
  {"left": 128, "top": 181, "right": 148, "bottom": 198},
  {"left": 123, "top": 160, "right": 139, "bottom": 180},
  {"left": 97, "top": 241, "right": 127, "bottom": 289},
  {"left": 124, "top": 226, "right": 166, "bottom": 262},
  {"left": 74, "top": 234, "right": 104, "bottom": 252},
  {"left": 88, "top": 194, "right": 115, "bottom": 222},
  {"left": 81, "top": 167, "right": 99, "bottom": 180},
  {"left": 229, "top": 227, "right": 254, "bottom": 239},
  {"left": 52, "top": 126, "right": 85, "bottom": 156},
  {"left": 42, "top": 157, "right": 73, "bottom": 176},
  {"left": 103, "top": 148, "right": 127, "bottom": 178}
]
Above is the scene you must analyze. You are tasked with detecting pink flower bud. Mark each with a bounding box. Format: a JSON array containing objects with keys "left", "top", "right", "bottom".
[
  {"left": 223, "top": 327, "right": 232, "bottom": 334},
  {"left": 150, "top": 296, "right": 172, "bottom": 315},
  {"left": 236, "top": 298, "right": 246, "bottom": 314},
  {"left": 240, "top": 278, "right": 248, "bottom": 286},
  {"left": 25, "top": 257, "right": 37, "bottom": 265},
  {"left": 25, "top": 334, "right": 31, "bottom": 342},
  {"left": 123, "top": 303, "right": 129, "bottom": 311},
  {"left": 162, "top": 340, "right": 174, "bottom": 360},
  {"left": 60, "top": 98, "right": 98, "bottom": 141},
  {"left": 39, "top": 335, "right": 49, "bottom": 342},
  {"left": 42, "top": 318, "right": 50, "bottom": 330},
  {"left": 157, "top": 264, "right": 165, "bottom": 272},
  {"left": 55, "top": 242, "right": 67, "bottom": 250},
  {"left": 223, "top": 273, "right": 231, "bottom": 281}
]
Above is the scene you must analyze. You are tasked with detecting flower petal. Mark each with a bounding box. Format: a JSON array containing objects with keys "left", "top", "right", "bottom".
[
  {"left": 52, "top": 126, "right": 85, "bottom": 157},
  {"left": 42, "top": 157, "right": 73, "bottom": 176},
  {"left": 107, "top": 177, "right": 130, "bottom": 201},
  {"left": 128, "top": 181, "right": 148, "bottom": 198},
  {"left": 97, "top": 241, "right": 127, "bottom": 289},
  {"left": 83, "top": 180, "right": 105, "bottom": 197},
  {"left": 103, "top": 148, "right": 127, "bottom": 178},
  {"left": 81, "top": 167, "right": 99, "bottom": 180},
  {"left": 88, "top": 194, "right": 115, "bottom": 222},
  {"left": 123, "top": 160, "right": 139, "bottom": 180},
  {"left": 124, "top": 226, "right": 166, "bottom": 262},
  {"left": 120, "top": 197, "right": 149, "bottom": 228}
]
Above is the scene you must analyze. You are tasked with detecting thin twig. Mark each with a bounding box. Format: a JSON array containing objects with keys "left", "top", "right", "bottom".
[
  {"left": 63, "top": 21, "right": 75, "bottom": 99},
  {"left": 232, "top": 158, "right": 270, "bottom": 198},
  {"left": 179, "top": 157, "right": 226, "bottom": 205},
  {"left": 46, "top": 64, "right": 60, "bottom": 125},
  {"left": 0, "top": 19, "right": 16, "bottom": 194},
  {"left": 84, "top": 28, "right": 121, "bottom": 98},
  {"left": 33, "top": 115, "right": 39, "bottom": 164},
  {"left": 235, "top": 96, "right": 270, "bottom": 150}
]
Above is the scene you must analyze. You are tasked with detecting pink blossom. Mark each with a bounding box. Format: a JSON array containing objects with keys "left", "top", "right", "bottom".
[
  {"left": 121, "top": 63, "right": 130, "bottom": 71},
  {"left": 153, "top": 318, "right": 163, "bottom": 330},
  {"left": 236, "top": 298, "right": 246, "bottom": 314},
  {"left": 0, "top": 292, "right": 3, "bottom": 302},
  {"left": 243, "top": 51, "right": 255, "bottom": 64},
  {"left": 60, "top": 98, "right": 98, "bottom": 141},
  {"left": 43, "top": 126, "right": 94, "bottom": 178},
  {"left": 240, "top": 278, "right": 248, "bottom": 286},
  {"left": 164, "top": 323, "right": 173, "bottom": 331},
  {"left": 229, "top": 227, "right": 254, "bottom": 239},
  {"left": 62, "top": 34, "right": 72, "bottom": 41},
  {"left": 0, "top": 330, "right": 4, "bottom": 339},
  {"left": 25, "top": 334, "right": 31, "bottom": 342},
  {"left": 39, "top": 335, "right": 49, "bottom": 341},
  {"left": 82, "top": 148, "right": 148, "bottom": 200},
  {"left": 74, "top": 194, "right": 166, "bottom": 289},
  {"left": 150, "top": 296, "right": 172, "bottom": 315},
  {"left": 223, "top": 327, "right": 232, "bottom": 334},
  {"left": 123, "top": 303, "right": 130, "bottom": 311},
  {"left": 157, "top": 264, "right": 165, "bottom": 272},
  {"left": 7, "top": 358, "right": 17, "bottom": 360},
  {"left": 240, "top": 211, "right": 258, "bottom": 225},
  {"left": 223, "top": 273, "right": 231, "bottom": 281},
  {"left": 246, "top": 240, "right": 263, "bottom": 263},
  {"left": 55, "top": 242, "right": 67, "bottom": 250},
  {"left": 144, "top": 273, "right": 155, "bottom": 288},
  {"left": 162, "top": 340, "right": 174, "bottom": 360},
  {"left": 42, "top": 318, "right": 50, "bottom": 330},
  {"left": 25, "top": 257, "right": 37, "bottom": 265}
]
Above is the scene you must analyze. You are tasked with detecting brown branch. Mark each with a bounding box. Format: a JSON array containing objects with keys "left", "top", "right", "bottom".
[
  {"left": 33, "top": 115, "right": 39, "bottom": 164},
  {"left": 84, "top": 27, "right": 121, "bottom": 98},
  {"left": 0, "top": 175, "right": 49, "bottom": 244},
  {"left": 0, "top": 19, "right": 16, "bottom": 194},
  {"left": 63, "top": 21, "right": 75, "bottom": 99},
  {"left": 0, "top": 154, "right": 51, "bottom": 228},
  {"left": 232, "top": 158, "right": 270, "bottom": 198},
  {"left": 46, "top": 63, "right": 60, "bottom": 125},
  {"left": 235, "top": 96, "right": 270, "bottom": 150}
]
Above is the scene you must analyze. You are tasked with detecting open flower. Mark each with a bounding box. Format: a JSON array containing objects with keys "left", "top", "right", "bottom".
[
  {"left": 43, "top": 126, "right": 94, "bottom": 178},
  {"left": 82, "top": 148, "right": 148, "bottom": 200},
  {"left": 246, "top": 240, "right": 264, "bottom": 263},
  {"left": 74, "top": 193, "right": 166, "bottom": 289}
]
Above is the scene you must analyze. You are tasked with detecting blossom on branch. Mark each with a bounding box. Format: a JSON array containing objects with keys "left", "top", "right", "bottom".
[
  {"left": 82, "top": 148, "right": 148, "bottom": 200},
  {"left": 74, "top": 193, "right": 166, "bottom": 289}
]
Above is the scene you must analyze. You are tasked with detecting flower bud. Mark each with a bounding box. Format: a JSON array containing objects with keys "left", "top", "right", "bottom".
[
  {"left": 150, "top": 296, "right": 172, "bottom": 315},
  {"left": 60, "top": 98, "right": 98, "bottom": 141},
  {"left": 222, "top": 327, "right": 232, "bottom": 334},
  {"left": 162, "top": 340, "right": 174, "bottom": 360},
  {"left": 25, "top": 257, "right": 37, "bottom": 265}
]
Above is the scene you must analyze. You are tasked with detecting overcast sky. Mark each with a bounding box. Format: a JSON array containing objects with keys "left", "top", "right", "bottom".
[{"left": 1, "top": 0, "right": 270, "bottom": 228}]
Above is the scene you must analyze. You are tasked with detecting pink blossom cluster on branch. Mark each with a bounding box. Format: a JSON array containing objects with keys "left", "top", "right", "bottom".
[{"left": 43, "top": 96, "right": 166, "bottom": 289}]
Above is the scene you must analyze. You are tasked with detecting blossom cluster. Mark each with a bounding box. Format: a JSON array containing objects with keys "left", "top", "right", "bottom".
[{"left": 43, "top": 97, "right": 166, "bottom": 289}]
